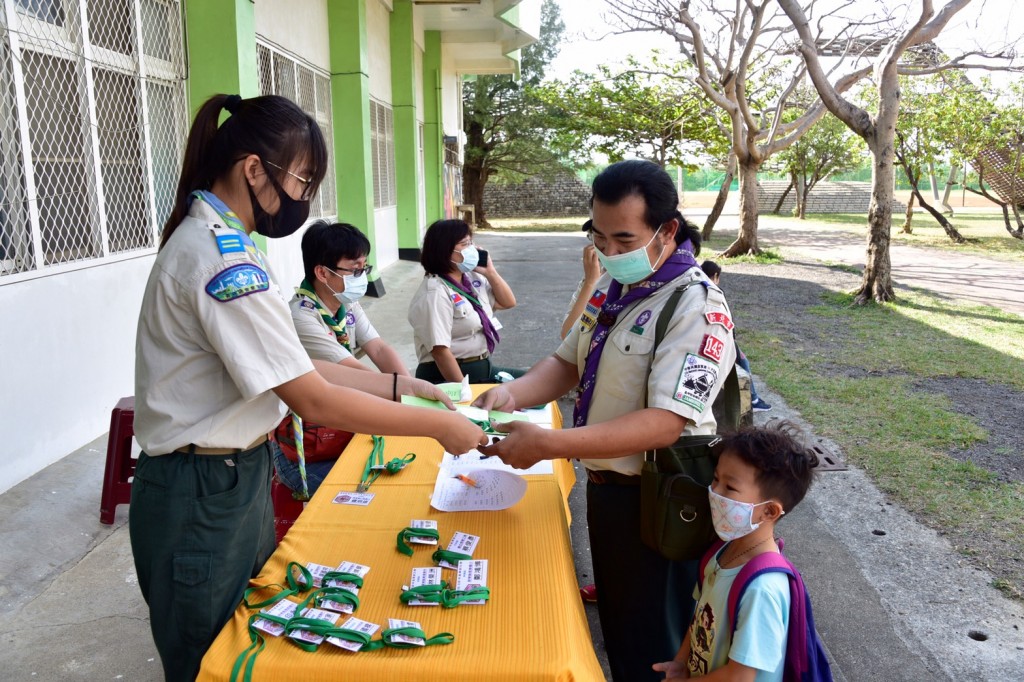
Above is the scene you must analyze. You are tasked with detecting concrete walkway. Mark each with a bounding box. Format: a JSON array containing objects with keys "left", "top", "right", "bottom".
[
  {"left": 725, "top": 213, "right": 1024, "bottom": 315},
  {"left": 1, "top": 229, "right": 1022, "bottom": 681}
]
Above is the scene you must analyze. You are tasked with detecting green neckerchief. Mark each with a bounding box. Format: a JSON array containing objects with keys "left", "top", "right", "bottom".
[{"left": 296, "top": 279, "right": 350, "bottom": 350}]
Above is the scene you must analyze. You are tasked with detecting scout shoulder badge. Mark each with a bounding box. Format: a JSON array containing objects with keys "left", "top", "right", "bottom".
[{"left": 698, "top": 539, "right": 834, "bottom": 682}]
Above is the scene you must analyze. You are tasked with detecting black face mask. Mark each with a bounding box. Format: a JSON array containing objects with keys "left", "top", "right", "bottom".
[{"left": 248, "top": 165, "right": 310, "bottom": 239}]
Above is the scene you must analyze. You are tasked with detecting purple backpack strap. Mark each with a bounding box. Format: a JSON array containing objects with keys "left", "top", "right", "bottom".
[{"left": 727, "top": 545, "right": 811, "bottom": 682}]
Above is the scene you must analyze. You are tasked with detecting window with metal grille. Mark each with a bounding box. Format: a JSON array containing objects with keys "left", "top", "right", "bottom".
[
  {"left": 0, "top": 0, "right": 188, "bottom": 279},
  {"left": 256, "top": 40, "right": 336, "bottom": 219},
  {"left": 370, "top": 99, "right": 396, "bottom": 209}
]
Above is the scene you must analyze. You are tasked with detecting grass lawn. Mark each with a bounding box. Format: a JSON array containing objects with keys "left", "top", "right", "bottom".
[
  {"left": 739, "top": 283, "right": 1024, "bottom": 598},
  {"left": 775, "top": 211, "right": 1024, "bottom": 262}
]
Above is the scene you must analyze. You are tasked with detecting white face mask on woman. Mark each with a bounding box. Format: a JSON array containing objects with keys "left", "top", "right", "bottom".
[{"left": 454, "top": 245, "right": 480, "bottom": 273}]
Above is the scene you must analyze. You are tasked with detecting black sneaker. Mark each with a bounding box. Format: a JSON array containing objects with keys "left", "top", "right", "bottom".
[{"left": 751, "top": 397, "right": 772, "bottom": 412}]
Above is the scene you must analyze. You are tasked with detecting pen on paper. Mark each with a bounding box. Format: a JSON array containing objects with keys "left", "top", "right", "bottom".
[{"left": 454, "top": 474, "right": 478, "bottom": 488}]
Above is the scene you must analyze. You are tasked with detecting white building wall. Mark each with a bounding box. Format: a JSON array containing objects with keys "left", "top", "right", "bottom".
[
  {"left": 440, "top": 46, "right": 462, "bottom": 143},
  {"left": 0, "top": 257, "right": 153, "bottom": 493},
  {"left": 367, "top": 0, "right": 399, "bottom": 267},
  {"left": 254, "top": 0, "right": 330, "bottom": 70}
]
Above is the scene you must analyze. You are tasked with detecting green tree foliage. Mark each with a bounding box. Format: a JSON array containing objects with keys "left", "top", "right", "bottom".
[
  {"left": 538, "top": 57, "right": 728, "bottom": 169},
  {"left": 461, "top": 0, "right": 565, "bottom": 226}
]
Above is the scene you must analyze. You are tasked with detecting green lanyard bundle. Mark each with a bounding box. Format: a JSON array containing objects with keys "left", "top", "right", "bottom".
[
  {"left": 399, "top": 581, "right": 491, "bottom": 609},
  {"left": 396, "top": 526, "right": 441, "bottom": 556},
  {"left": 357, "top": 435, "right": 416, "bottom": 492},
  {"left": 232, "top": 563, "right": 454, "bottom": 682}
]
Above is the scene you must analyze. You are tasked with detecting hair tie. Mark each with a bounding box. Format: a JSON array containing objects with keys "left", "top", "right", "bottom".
[{"left": 224, "top": 94, "right": 242, "bottom": 114}]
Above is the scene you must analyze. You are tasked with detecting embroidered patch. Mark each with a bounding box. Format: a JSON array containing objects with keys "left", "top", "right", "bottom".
[
  {"left": 346, "top": 312, "right": 356, "bottom": 326},
  {"left": 705, "top": 311, "right": 734, "bottom": 331},
  {"left": 588, "top": 290, "right": 607, "bottom": 307},
  {"left": 205, "top": 264, "right": 269, "bottom": 302},
  {"left": 699, "top": 334, "right": 725, "bottom": 364},
  {"left": 451, "top": 292, "right": 465, "bottom": 305},
  {"left": 300, "top": 300, "right": 315, "bottom": 310},
  {"left": 635, "top": 309, "right": 652, "bottom": 326},
  {"left": 630, "top": 324, "right": 645, "bottom": 335},
  {"left": 472, "top": 279, "right": 482, "bottom": 287},
  {"left": 580, "top": 312, "right": 597, "bottom": 333},
  {"left": 215, "top": 233, "right": 246, "bottom": 256},
  {"left": 673, "top": 353, "right": 719, "bottom": 411}
]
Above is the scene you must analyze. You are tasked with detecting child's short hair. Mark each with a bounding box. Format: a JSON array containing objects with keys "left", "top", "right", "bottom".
[
  {"left": 719, "top": 421, "right": 818, "bottom": 512},
  {"left": 701, "top": 259, "right": 721, "bottom": 280}
]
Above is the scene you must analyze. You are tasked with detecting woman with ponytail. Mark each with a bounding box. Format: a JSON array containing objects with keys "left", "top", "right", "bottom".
[
  {"left": 130, "top": 94, "right": 486, "bottom": 680},
  {"left": 473, "top": 159, "right": 737, "bottom": 682}
]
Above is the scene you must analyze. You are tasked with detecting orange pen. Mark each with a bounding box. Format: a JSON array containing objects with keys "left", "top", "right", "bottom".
[{"left": 454, "top": 474, "right": 478, "bottom": 488}]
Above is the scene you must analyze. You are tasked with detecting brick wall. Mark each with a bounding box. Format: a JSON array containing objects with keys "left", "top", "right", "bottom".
[{"left": 483, "top": 173, "right": 592, "bottom": 218}]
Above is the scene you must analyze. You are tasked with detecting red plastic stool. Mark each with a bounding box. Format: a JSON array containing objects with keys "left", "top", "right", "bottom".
[
  {"left": 100, "top": 396, "right": 136, "bottom": 524},
  {"left": 271, "top": 477, "right": 305, "bottom": 544}
]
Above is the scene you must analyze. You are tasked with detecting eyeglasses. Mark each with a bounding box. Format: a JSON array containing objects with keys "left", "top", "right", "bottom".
[
  {"left": 454, "top": 239, "right": 474, "bottom": 251},
  {"left": 264, "top": 160, "right": 315, "bottom": 200},
  {"left": 327, "top": 264, "right": 373, "bottom": 279}
]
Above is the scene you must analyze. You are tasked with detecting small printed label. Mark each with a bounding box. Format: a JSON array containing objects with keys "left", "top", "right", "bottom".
[
  {"left": 387, "top": 618, "right": 426, "bottom": 647},
  {"left": 325, "top": 616, "right": 379, "bottom": 652},
  {"left": 405, "top": 567, "right": 443, "bottom": 607},
  {"left": 455, "top": 559, "right": 489, "bottom": 605},
  {"left": 287, "top": 607, "right": 339, "bottom": 646},
  {"left": 490, "top": 316, "right": 504, "bottom": 331},
  {"left": 705, "top": 310, "right": 734, "bottom": 331},
  {"left": 673, "top": 353, "right": 720, "bottom": 411},
  {"left": 699, "top": 334, "right": 725, "bottom": 364},
  {"left": 409, "top": 520, "right": 439, "bottom": 545},
  {"left": 439, "top": 532, "right": 479, "bottom": 569},
  {"left": 304, "top": 562, "right": 334, "bottom": 588},
  {"left": 253, "top": 599, "right": 297, "bottom": 637},
  {"left": 333, "top": 491, "right": 375, "bottom": 506}
]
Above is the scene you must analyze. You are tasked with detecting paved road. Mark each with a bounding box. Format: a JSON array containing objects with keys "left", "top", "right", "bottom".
[{"left": 707, "top": 214, "right": 1024, "bottom": 316}]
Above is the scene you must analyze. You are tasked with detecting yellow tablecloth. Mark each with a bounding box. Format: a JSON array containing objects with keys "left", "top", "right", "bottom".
[{"left": 199, "top": 401, "right": 605, "bottom": 681}]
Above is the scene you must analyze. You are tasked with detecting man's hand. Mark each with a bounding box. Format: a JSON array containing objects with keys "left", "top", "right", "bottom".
[
  {"left": 397, "top": 375, "right": 456, "bottom": 409},
  {"left": 472, "top": 385, "right": 515, "bottom": 412},
  {"left": 652, "top": 660, "right": 688, "bottom": 679},
  {"left": 477, "top": 421, "right": 550, "bottom": 469}
]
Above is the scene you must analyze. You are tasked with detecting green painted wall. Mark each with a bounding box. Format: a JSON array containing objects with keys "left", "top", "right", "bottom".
[
  {"left": 184, "top": 0, "right": 261, "bottom": 248},
  {"left": 326, "top": 0, "right": 378, "bottom": 277},
  {"left": 421, "top": 31, "right": 443, "bottom": 224},
  {"left": 185, "top": 0, "right": 259, "bottom": 112},
  {"left": 390, "top": 0, "right": 421, "bottom": 253}
]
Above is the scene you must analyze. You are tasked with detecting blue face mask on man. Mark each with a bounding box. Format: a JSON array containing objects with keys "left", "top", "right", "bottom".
[{"left": 595, "top": 225, "right": 666, "bottom": 285}]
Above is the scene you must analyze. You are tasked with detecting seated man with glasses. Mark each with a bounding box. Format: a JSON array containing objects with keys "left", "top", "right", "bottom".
[{"left": 272, "top": 220, "right": 410, "bottom": 496}]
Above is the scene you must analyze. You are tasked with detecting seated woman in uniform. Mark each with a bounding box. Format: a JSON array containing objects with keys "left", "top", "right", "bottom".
[
  {"left": 273, "top": 220, "right": 410, "bottom": 496},
  {"left": 407, "top": 219, "right": 522, "bottom": 384}
]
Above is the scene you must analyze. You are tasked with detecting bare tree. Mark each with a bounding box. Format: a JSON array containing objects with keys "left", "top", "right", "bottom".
[
  {"left": 778, "top": 0, "right": 1022, "bottom": 303},
  {"left": 605, "top": 0, "right": 870, "bottom": 256}
]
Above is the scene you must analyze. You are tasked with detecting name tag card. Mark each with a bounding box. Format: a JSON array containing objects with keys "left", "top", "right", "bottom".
[
  {"left": 405, "top": 567, "right": 444, "bottom": 607},
  {"left": 387, "top": 618, "right": 426, "bottom": 647},
  {"left": 287, "top": 608, "right": 339, "bottom": 646},
  {"left": 253, "top": 599, "right": 298, "bottom": 637},
  {"left": 455, "top": 559, "right": 489, "bottom": 605},
  {"left": 409, "top": 519, "right": 439, "bottom": 545},
  {"left": 326, "top": 616, "right": 380, "bottom": 652},
  {"left": 304, "top": 562, "right": 334, "bottom": 588},
  {"left": 439, "top": 532, "right": 480, "bottom": 569},
  {"left": 333, "top": 491, "right": 375, "bottom": 506}
]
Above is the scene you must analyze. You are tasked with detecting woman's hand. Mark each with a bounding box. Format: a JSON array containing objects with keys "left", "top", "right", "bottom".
[
  {"left": 397, "top": 375, "right": 456, "bottom": 409},
  {"left": 437, "top": 411, "right": 488, "bottom": 455}
]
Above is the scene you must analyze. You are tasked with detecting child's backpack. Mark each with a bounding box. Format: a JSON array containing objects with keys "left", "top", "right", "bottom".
[{"left": 698, "top": 539, "right": 833, "bottom": 682}]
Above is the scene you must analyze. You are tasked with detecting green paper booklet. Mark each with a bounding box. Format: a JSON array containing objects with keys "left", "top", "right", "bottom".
[{"left": 400, "top": 395, "right": 529, "bottom": 427}]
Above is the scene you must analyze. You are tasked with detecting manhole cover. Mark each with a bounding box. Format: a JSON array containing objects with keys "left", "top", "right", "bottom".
[{"left": 811, "top": 438, "right": 848, "bottom": 472}]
